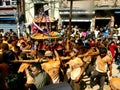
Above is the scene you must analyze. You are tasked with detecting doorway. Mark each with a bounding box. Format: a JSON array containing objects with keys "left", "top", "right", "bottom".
[
  {"left": 95, "top": 19, "right": 110, "bottom": 28},
  {"left": 114, "top": 14, "right": 120, "bottom": 26},
  {"left": 63, "top": 22, "right": 91, "bottom": 30}
]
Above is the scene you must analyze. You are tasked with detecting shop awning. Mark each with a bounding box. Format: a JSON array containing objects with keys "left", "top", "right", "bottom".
[
  {"left": 62, "top": 19, "right": 92, "bottom": 22},
  {"left": 0, "top": 18, "right": 16, "bottom": 20},
  {"left": 0, "top": 10, "right": 15, "bottom": 15},
  {"left": 61, "top": 16, "right": 92, "bottom": 22}
]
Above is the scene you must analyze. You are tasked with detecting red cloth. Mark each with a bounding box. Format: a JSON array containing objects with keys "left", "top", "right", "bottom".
[
  {"left": 41, "top": 44, "right": 47, "bottom": 50},
  {"left": 31, "top": 23, "right": 38, "bottom": 34},
  {"left": 109, "top": 44, "right": 117, "bottom": 59},
  {"left": 89, "top": 41, "right": 98, "bottom": 47}
]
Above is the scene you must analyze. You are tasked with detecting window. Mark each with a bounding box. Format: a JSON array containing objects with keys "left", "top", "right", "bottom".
[
  {"left": 11, "top": 0, "right": 17, "bottom": 5},
  {"left": 34, "top": 3, "right": 48, "bottom": 16},
  {"left": 6, "top": 1, "right": 10, "bottom": 5},
  {"left": 0, "top": 20, "right": 16, "bottom": 24},
  {"left": 11, "top": 2, "right": 16, "bottom": 5},
  {"left": 0, "top": 0, "right": 17, "bottom": 6},
  {"left": 0, "top": 1, "right": 3, "bottom": 6}
]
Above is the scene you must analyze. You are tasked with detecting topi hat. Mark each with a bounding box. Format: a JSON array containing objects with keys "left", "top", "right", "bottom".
[{"left": 45, "top": 50, "right": 53, "bottom": 57}]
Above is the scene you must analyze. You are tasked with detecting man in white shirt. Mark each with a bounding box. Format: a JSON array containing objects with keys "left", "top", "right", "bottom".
[{"left": 94, "top": 27, "right": 100, "bottom": 38}]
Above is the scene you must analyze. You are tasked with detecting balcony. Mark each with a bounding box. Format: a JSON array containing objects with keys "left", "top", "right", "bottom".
[
  {"left": 94, "top": 0, "right": 120, "bottom": 10},
  {"left": 60, "top": 0, "right": 120, "bottom": 10},
  {"left": 0, "top": 0, "right": 17, "bottom": 8},
  {"left": 59, "top": 9, "right": 95, "bottom": 15},
  {"left": 60, "top": 0, "right": 94, "bottom": 10}
]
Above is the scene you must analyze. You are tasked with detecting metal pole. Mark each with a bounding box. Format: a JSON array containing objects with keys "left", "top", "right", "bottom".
[
  {"left": 17, "top": 0, "right": 20, "bottom": 38},
  {"left": 66, "top": 0, "right": 73, "bottom": 51},
  {"left": 68, "top": 0, "right": 73, "bottom": 37}
]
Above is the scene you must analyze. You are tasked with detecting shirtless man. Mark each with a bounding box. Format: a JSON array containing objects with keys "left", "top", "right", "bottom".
[
  {"left": 90, "top": 47, "right": 112, "bottom": 90},
  {"left": 41, "top": 50, "right": 61, "bottom": 84},
  {"left": 76, "top": 46, "right": 100, "bottom": 77}
]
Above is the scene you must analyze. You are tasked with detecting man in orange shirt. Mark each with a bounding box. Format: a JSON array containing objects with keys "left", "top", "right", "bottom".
[
  {"left": 41, "top": 50, "right": 61, "bottom": 84},
  {"left": 90, "top": 47, "right": 112, "bottom": 90}
]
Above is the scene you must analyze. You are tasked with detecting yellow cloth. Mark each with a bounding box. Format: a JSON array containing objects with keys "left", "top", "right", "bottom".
[
  {"left": 71, "top": 67, "right": 81, "bottom": 80},
  {"left": 18, "top": 63, "right": 30, "bottom": 73}
]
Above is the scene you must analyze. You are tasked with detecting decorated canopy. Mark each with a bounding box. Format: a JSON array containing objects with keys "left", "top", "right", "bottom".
[
  {"left": 31, "top": 14, "right": 60, "bottom": 40},
  {"left": 33, "top": 15, "right": 55, "bottom": 23},
  {"left": 31, "top": 31, "right": 61, "bottom": 40}
]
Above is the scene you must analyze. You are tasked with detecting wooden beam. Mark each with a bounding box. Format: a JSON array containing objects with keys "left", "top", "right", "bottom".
[
  {"left": 10, "top": 56, "right": 71, "bottom": 63},
  {"left": 10, "top": 60, "right": 39, "bottom": 63},
  {"left": 22, "top": 50, "right": 32, "bottom": 53}
]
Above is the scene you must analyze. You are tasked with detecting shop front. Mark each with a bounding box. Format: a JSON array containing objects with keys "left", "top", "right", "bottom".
[{"left": 59, "top": 9, "right": 94, "bottom": 30}]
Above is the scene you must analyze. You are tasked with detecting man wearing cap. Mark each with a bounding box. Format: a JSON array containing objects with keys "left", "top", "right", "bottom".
[{"left": 41, "top": 49, "right": 61, "bottom": 84}]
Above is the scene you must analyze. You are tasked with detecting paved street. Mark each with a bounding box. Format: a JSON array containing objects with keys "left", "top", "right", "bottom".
[{"left": 81, "top": 63, "right": 120, "bottom": 90}]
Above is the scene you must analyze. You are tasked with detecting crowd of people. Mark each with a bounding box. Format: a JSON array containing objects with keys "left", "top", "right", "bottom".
[{"left": 0, "top": 23, "right": 120, "bottom": 90}]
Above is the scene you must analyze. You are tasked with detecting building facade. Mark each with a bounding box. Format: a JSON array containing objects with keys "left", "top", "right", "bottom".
[
  {"left": 0, "top": 0, "right": 17, "bottom": 32},
  {"left": 25, "top": 0, "right": 60, "bottom": 24},
  {"left": 59, "top": 0, "right": 120, "bottom": 31},
  {"left": 94, "top": 0, "right": 120, "bottom": 30},
  {"left": 1, "top": 0, "right": 119, "bottom": 32},
  {"left": 24, "top": 0, "right": 120, "bottom": 31},
  {"left": 0, "top": 0, "right": 25, "bottom": 32},
  {"left": 59, "top": 0, "right": 94, "bottom": 30}
]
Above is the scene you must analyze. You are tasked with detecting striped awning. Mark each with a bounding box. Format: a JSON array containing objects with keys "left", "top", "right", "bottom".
[{"left": 33, "top": 15, "right": 55, "bottom": 23}]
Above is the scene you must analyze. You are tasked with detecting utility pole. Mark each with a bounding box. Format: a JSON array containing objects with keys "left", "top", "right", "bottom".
[
  {"left": 66, "top": 0, "right": 73, "bottom": 51},
  {"left": 17, "top": 0, "right": 20, "bottom": 38},
  {"left": 69, "top": 0, "right": 73, "bottom": 37}
]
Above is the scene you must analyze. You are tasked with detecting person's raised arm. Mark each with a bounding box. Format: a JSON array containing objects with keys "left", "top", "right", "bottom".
[
  {"left": 78, "top": 54, "right": 85, "bottom": 58},
  {"left": 86, "top": 47, "right": 99, "bottom": 56},
  {"left": 65, "top": 38, "right": 70, "bottom": 52},
  {"left": 90, "top": 47, "right": 99, "bottom": 56},
  {"left": 54, "top": 49, "right": 60, "bottom": 61}
]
